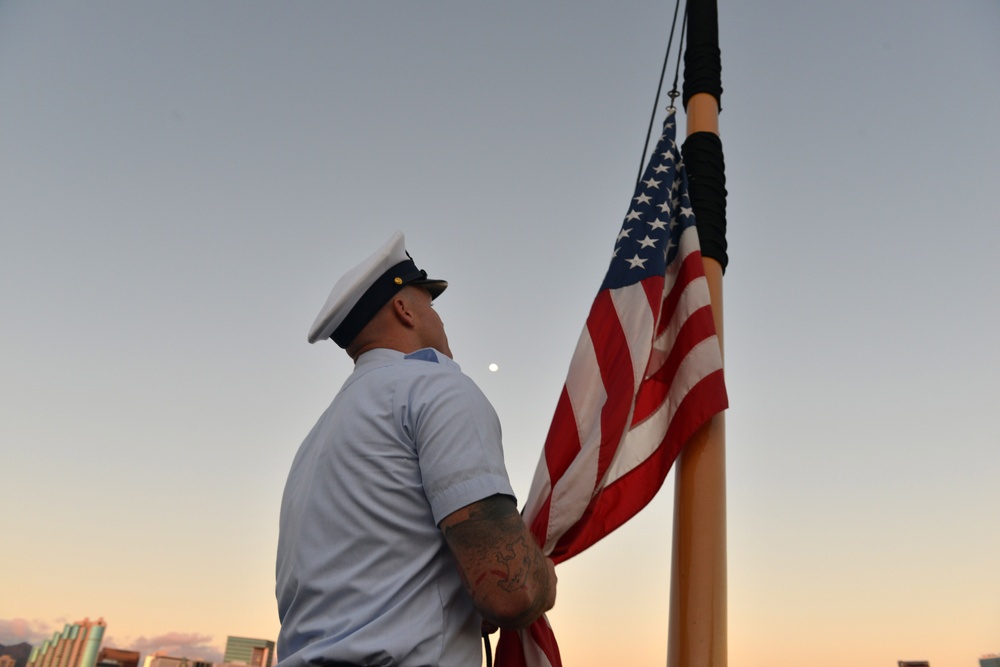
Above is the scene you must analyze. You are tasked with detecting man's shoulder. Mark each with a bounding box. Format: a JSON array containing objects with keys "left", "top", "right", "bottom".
[{"left": 387, "top": 350, "right": 492, "bottom": 407}]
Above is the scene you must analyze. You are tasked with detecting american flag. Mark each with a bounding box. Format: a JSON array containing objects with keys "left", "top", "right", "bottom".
[{"left": 494, "top": 113, "right": 728, "bottom": 667}]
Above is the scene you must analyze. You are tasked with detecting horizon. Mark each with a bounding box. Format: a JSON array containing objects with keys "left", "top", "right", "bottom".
[{"left": 2, "top": 613, "right": 997, "bottom": 666}]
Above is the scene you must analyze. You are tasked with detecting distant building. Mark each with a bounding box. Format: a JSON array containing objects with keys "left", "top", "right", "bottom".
[
  {"left": 141, "top": 656, "right": 210, "bottom": 667},
  {"left": 95, "top": 649, "right": 139, "bottom": 667},
  {"left": 222, "top": 639, "right": 273, "bottom": 667},
  {"left": 0, "top": 642, "right": 33, "bottom": 667},
  {"left": 26, "top": 619, "right": 106, "bottom": 667},
  {"left": 980, "top": 654, "right": 1000, "bottom": 667}
]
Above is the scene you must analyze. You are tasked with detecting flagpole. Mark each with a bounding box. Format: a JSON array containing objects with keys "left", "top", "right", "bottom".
[
  {"left": 667, "top": 0, "right": 727, "bottom": 663},
  {"left": 667, "top": 90, "right": 726, "bottom": 667}
]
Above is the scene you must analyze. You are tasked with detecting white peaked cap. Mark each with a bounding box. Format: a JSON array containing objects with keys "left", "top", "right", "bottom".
[{"left": 308, "top": 231, "right": 447, "bottom": 346}]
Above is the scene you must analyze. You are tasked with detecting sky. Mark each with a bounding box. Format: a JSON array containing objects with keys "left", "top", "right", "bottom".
[{"left": 1, "top": 1, "right": 999, "bottom": 666}]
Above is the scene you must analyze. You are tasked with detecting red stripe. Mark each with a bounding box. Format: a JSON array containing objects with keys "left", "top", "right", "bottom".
[
  {"left": 633, "top": 304, "right": 717, "bottom": 425},
  {"left": 496, "top": 617, "right": 564, "bottom": 667},
  {"left": 657, "top": 249, "right": 707, "bottom": 338},
  {"left": 549, "top": 369, "right": 727, "bottom": 558},
  {"left": 592, "top": 369, "right": 729, "bottom": 534},
  {"left": 495, "top": 628, "right": 529, "bottom": 667},
  {"left": 528, "top": 493, "right": 553, "bottom": 550},
  {"left": 528, "top": 620, "right": 562, "bottom": 667},
  {"left": 658, "top": 367, "right": 728, "bottom": 456},
  {"left": 585, "top": 290, "right": 636, "bottom": 491},
  {"left": 542, "top": 386, "right": 581, "bottom": 486},
  {"left": 641, "top": 274, "right": 665, "bottom": 320}
]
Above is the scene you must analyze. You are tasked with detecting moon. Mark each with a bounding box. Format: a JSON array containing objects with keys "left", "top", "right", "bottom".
[{"left": 488, "top": 363, "right": 499, "bottom": 372}]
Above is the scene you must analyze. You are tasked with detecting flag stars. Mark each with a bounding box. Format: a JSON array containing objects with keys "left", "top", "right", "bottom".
[
  {"left": 626, "top": 254, "right": 648, "bottom": 269},
  {"left": 603, "top": 116, "right": 695, "bottom": 282}
]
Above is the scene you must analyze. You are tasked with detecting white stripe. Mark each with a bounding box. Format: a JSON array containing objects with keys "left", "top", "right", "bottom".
[
  {"left": 609, "top": 283, "right": 656, "bottom": 394},
  {"left": 662, "top": 225, "right": 703, "bottom": 297},
  {"left": 562, "top": 326, "right": 606, "bottom": 450},
  {"left": 521, "top": 448, "right": 553, "bottom": 528},
  {"left": 522, "top": 626, "right": 554, "bottom": 667},
  {"left": 646, "top": 275, "right": 713, "bottom": 379},
  {"left": 521, "top": 326, "right": 599, "bottom": 526},
  {"left": 522, "top": 326, "right": 607, "bottom": 552},
  {"left": 604, "top": 334, "right": 724, "bottom": 485}
]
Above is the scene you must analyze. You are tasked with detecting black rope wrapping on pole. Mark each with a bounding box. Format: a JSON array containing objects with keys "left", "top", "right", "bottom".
[
  {"left": 682, "top": 132, "right": 728, "bottom": 271},
  {"left": 681, "top": 0, "right": 728, "bottom": 272},
  {"left": 682, "top": 0, "right": 723, "bottom": 110}
]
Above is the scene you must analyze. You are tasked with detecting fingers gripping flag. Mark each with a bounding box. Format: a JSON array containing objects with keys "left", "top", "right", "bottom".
[{"left": 495, "top": 114, "right": 728, "bottom": 667}]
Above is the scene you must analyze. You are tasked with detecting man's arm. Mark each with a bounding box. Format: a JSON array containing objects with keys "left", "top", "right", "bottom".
[{"left": 440, "top": 494, "right": 557, "bottom": 629}]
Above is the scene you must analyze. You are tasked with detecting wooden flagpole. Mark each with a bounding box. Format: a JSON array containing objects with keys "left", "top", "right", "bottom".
[
  {"left": 667, "top": 0, "right": 727, "bottom": 660},
  {"left": 667, "top": 90, "right": 726, "bottom": 667}
]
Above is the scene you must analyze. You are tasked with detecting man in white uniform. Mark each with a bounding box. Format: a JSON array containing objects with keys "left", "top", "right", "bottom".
[{"left": 276, "top": 232, "right": 556, "bottom": 667}]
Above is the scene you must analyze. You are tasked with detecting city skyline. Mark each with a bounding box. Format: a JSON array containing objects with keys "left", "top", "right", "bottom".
[
  {"left": 0, "top": 622, "right": 273, "bottom": 667},
  {"left": 2, "top": 617, "right": 997, "bottom": 667}
]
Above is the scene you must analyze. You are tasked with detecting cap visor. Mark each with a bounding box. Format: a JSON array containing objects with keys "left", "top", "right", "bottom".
[{"left": 414, "top": 279, "right": 447, "bottom": 299}]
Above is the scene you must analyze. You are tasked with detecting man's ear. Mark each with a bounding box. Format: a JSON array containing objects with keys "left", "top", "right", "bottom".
[{"left": 390, "top": 293, "right": 416, "bottom": 328}]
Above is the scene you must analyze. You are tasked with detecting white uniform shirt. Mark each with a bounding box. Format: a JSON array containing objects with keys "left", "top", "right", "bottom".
[{"left": 276, "top": 348, "right": 515, "bottom": 667}]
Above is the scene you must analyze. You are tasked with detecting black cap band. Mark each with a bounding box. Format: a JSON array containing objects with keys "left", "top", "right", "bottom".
[{"left": 332, "top": 259, "right": 424, "bottom": 348}]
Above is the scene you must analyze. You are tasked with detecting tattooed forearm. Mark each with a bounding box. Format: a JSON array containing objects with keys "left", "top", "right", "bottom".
[
  {"left": 440, "top": 494, "right": 556, "bottom": 628},
  {"left": 442, "top": 495, "right": 533, "bottom": 588}
]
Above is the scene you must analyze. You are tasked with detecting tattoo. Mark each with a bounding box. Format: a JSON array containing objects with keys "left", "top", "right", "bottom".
[
  {"left": 495, "top": 535, "right": 531, "bottom": 592},
  {"left": 442, "top": 495, "right": 537, "bottom": 594}
]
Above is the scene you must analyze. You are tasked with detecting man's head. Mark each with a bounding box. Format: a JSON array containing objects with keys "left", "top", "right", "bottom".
[
  {"left": 308, "top": 231, "right": 448, "bottom": 354},
  {"left": 345, "top": 284, "right": 452, "bottom": 361}
]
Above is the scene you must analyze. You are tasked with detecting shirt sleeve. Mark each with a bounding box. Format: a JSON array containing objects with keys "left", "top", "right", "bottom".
[{"left": 397, "top": 365, "right": 516, "bottom": 524}]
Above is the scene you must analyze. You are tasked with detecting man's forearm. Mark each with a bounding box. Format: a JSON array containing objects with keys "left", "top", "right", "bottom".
[{"left": 441, "top": 494, "right": 557, "bottom": 628}]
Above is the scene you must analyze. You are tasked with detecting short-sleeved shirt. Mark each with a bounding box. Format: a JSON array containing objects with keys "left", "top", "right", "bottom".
[{"left": 276, "top": 347, "right": 515, "bottom": 667}]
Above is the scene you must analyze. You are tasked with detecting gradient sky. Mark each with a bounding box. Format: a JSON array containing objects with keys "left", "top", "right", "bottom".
[{"left": 2, "top": 2, "right": 999, "bottom": 666}]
